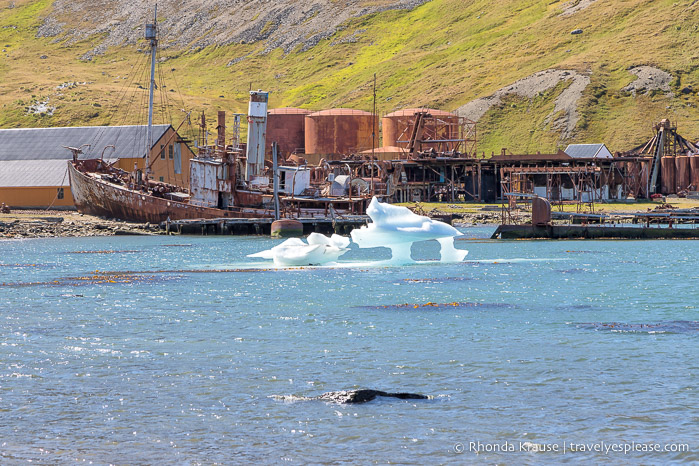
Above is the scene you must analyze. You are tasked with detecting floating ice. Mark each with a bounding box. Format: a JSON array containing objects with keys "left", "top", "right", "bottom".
[
  {"left": 248, "top": 232, "right": 350, "bottom": 266},
  {"left": 350, "top": 197, "right": 468, "bottom": 263},
  {"left": 248, "top": 199, "right": 467, "bottom": 266}
]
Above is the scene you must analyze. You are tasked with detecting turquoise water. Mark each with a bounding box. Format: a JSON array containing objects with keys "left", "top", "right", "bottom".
[{"left": 1, "top": 229, "right": 696, "bottom": 464}]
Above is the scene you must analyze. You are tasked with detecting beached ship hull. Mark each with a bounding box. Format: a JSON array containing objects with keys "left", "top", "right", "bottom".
[{"left": 68, "top": 160, "right": 269, "bottom": 224}]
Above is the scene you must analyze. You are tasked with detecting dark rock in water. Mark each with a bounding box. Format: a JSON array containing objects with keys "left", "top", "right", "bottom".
[
  {"left": 315, "top": 389, "right": 428, "bottom": 404},
  {"left": 270, "top": 389, "right": 429, "bottom": 404}
]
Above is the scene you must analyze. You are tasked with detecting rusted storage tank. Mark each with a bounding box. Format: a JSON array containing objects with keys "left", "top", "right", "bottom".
[
  {"left": 266, "top": 108, "right": 311, "bottom": 160},
  {"left": 382, "top": 108, "right": 459, "bottom": 149},
  {"left": 304, "top": 109, "right": 376, "bottom": 163},
  {"left": 675, "top": 156, "right": 690, "bottom": 191},
  {"left": 691, "top": 157, "right": 699, "bottom": 190},
  {"left": 660, "top": 156, "right": 676, "bottom": 194}
]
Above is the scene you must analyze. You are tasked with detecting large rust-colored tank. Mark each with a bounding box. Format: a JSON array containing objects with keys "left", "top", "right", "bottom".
[
  {"left": 382, "top": 108, "right": 459, "bottom": 150},
  {"left": 660, "top": 156, "right": 676, "bottom": 194},
  {"left": 266, "top": 108, "right": 311, "bottom": 160},
  {"left": 304, "top": 109, "right": 376, "bottom": 163},
  {"left": 675, "top": 156, "right": 690, "bottom": 191},
  {"left": 691, "top": 157, "right": 699, "bottom": 190}
]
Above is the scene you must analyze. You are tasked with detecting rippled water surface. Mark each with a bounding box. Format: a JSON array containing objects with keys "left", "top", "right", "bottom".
[{"left": 1, "top": 229, "right": 697, "bottom": 463}]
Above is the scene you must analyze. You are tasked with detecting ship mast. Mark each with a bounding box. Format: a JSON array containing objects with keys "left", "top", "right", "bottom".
[{"left": 145, "top": 5, "right": 158, "bottom": 181}]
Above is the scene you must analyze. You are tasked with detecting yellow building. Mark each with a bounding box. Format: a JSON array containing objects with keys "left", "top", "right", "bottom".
[{"left": 0, "top": 125, "right": 195, "bottom": 209}]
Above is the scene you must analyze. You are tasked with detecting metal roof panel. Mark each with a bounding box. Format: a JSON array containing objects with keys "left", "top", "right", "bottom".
[
  {"left": 0, "top": 159, "right": 72, "bottom": 187},
  {"left": 564, "top": 143, "right": 613, "bottom": 159},
  {"left": 0, "top": 125, "right": 171, "bottom": 161}
]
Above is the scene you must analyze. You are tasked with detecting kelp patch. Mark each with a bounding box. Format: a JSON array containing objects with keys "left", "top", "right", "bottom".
[
  {"left": 574, "top": 321, "right": 698, "bottom": 334},
  {"left": 358, "top": 302, "right": 514, "bottom": 310}
]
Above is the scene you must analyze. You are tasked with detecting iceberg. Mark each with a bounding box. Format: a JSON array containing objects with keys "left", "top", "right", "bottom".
[
  {"left": 248, "top": 232, "right": 350, "bottom": 266},
  {"left": 350, "top": 197, "right": 468, "bottom": 263}
]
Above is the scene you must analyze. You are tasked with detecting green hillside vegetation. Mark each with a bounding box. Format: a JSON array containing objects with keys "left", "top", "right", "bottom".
[{"left": 0, "top": 0, "right": 697, "bottom": 154}]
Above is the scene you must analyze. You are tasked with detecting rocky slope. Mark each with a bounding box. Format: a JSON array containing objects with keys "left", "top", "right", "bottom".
[{"left": 38, "top": 0, "right": 429, "bottom": 59}]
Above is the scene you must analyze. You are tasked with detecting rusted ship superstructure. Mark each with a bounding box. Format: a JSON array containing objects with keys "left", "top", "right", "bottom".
[{"left": 69, "top": 101, "right": 371, "bottom": 223}]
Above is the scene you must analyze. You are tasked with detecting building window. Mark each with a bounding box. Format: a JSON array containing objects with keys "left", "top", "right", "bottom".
[
  {"left": 159, "top": 176, "right": 164, "bottom": 182},
  {"left": 160, "top": 144, "right": 165, "bottom": 159},
  {"left": 57, "top": 187, "right": 64, "bottom": 200},
  {"left": 169, "top": 145, "right": 174, "bottom": 159}
]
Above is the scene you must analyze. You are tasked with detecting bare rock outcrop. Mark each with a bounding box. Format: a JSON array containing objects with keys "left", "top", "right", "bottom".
[
  {"left": 622, "top": 66, "right": 674, "bottom": 97},
  {"left": 456, "top": 69, "right": 590, "bottom": 140},
  {"left": 560, "top": 0, "right": 598, "bottom": 16},
  {"left": 37, "top": 0, "right": 429, "bottom": 60}
]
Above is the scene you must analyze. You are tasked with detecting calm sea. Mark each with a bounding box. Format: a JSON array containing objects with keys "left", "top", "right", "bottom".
[{"left": 1, "top": 228, "right": 696, "bottom": 464}]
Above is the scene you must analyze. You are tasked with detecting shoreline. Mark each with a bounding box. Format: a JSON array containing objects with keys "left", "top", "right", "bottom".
[
  {"left": 0, "top": 209, "right": 504, "bottom": 239},
  {"left": 0, "top": 210, "right": 163, "bottom": 239},
  {"left": 3, "top": 198, "right": 698, "bottom": 239}
]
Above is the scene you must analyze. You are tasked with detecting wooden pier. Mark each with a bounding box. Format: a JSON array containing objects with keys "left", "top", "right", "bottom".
[{"left": 161, "top": 216, "right": 369, "bottom": 236}]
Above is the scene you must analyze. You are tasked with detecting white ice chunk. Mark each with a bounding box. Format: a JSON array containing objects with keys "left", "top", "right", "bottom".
[
  {"left": 248, "top": 234, "right": 349, "bottom": 266},
  {"left": 437, "top": 237, "right": 469, "bottom": 262},
  {"left": 307, "top": 232, "right": 351, "bottom": 250},
  {"left": 330, "top": 234, "right": 351, "bottom": 249},
  {"left": 351, "top": 197, "right": 468, "bottom": 262}
]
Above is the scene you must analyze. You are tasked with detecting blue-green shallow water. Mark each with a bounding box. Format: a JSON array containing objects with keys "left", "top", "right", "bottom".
[{"left": 1, "top": 228, "right": 696, "bottom": 464}]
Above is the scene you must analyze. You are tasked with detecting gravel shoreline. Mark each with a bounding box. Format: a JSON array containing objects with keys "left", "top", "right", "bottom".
[
  {"left": 1, "top": 208, "right": 510, "bottom": 239},
  {"left": 0, "top": 210, "right": 162, "bottom": 239}
]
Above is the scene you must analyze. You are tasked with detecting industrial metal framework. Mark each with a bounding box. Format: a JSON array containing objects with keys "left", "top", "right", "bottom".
[
  {"left": 620, "top": 119, "right": 699, "bottom": 194},
  {"left": 393, "top": 112, "right": 477, "bottom": 157}
]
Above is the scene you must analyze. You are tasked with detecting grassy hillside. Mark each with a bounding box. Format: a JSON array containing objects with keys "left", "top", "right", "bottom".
[{"left": 0, "top": 0, "right": 697, "bottom": 154}]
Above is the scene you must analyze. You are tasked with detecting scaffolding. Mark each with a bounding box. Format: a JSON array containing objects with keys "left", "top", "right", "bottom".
[{"left": 394, "top": 112, "right": 477, "bottom": 158}]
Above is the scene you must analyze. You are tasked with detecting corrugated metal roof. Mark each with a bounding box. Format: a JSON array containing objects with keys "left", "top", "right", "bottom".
[
  {"left": 564, "top": 143, "right": 613, "bottom": 159},
  {"left": 0, "top": 159, "right": 72, "bottom": 187},
  {"left": 0, "top": 125, "right": 171, "bottom": 161}
]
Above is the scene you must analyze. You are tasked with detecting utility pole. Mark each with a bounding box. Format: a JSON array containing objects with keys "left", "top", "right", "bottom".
[{"left": 371, "top": 73, "right": 377, "bottom": 196}]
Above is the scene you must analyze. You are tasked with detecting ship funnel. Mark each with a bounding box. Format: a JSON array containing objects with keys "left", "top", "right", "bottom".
[
  {"left": 217, "top": 110, "right": 226, "bottom": 152},
  {"left": 245, "top": 90, "right": 269, "bottom": 181}
]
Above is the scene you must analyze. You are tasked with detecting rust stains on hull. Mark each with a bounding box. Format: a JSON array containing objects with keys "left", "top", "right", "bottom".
[{"left": 68, "top": 161, "right": 270, "bottom": 223}]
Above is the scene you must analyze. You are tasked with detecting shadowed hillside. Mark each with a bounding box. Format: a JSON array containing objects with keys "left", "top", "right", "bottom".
[{"left": 0, "top": 0, "right": 697, "bottom": 154}]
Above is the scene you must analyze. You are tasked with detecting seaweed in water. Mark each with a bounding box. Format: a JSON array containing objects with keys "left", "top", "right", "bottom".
[
  {"left": 0, "top": 271, "right": 182, "bottom": 287},
  {"left": 358, "top": 302, "right": 514, "bottom": 310},
  {"left": 67, "top": 250, "right": 140, "bottom": 254},
  {"left": 574, "top": 321, "right": 698, "bottom": 334},
  {"left": 400, "top": 276, "right": 474, "bottom": 283}
]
